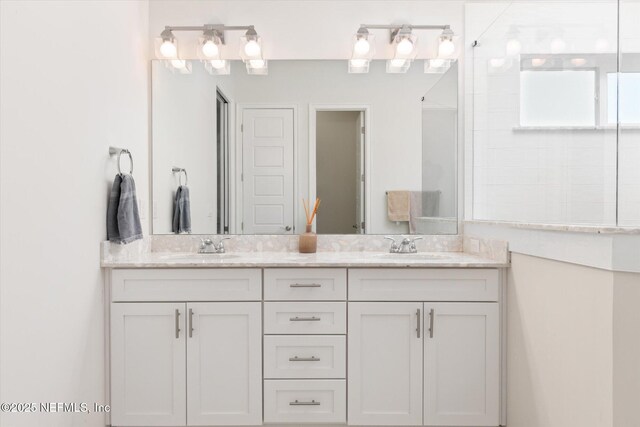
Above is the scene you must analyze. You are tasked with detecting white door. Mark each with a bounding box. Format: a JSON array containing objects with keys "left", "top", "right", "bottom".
[
  {"left": 111, "top": 303, "right": 186, "bottom": 427},
  {"left": 424, "top": 303, "right": 500, "bottom": 426},
  {"left": 186, "top": 302, "right": 262, "bottom": 426},
  {"left": 242, "top": 108, "right": 294, "bottom": 234},
  {"left": 348, "top": 302, "right": 423, "bottom": 426}
]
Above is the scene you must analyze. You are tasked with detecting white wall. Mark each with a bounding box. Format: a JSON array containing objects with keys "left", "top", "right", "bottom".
[
  {"left": 507, "top": 253, "right": 615, "bottom": 427},
  {"left": 152, "top": 61, "right": 218, "bottom": 234},
  {"left": 507, "top": 253, "right": 640, "bottom": 427},
  {"left": 0, "top": 2, "right": 149, "bottom": 426}
]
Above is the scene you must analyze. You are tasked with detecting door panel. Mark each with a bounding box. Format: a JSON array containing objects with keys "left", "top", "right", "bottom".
[
  {"left": 424, "top": 303, "right": 500, "bottom": 426},
  {"left": 186, "top": 302, "right": 262, "bottom": 426},
  {"left": 348, "top": 302, "right": 423, "bottom": 426},
  {"left": 110, "top": 303, "right": 186, "bottom": 426},
  {"left": 242, "top": 108, "right": 294, "bottom": 234}
]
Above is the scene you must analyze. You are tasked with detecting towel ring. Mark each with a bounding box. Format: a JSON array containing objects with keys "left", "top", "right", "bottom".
[
  {"left": 109, "top": 146, "right": 133, "bottom": 175},
  {"left": 172, "top": 167, "right": 188, "bottom": 186}
]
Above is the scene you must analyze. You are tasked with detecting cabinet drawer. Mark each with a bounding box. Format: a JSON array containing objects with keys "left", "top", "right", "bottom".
[
  {"left": 111, "top": 269, "right": 261, "bottom": 302},
  {"left": 264, "top": 336, "right": 346, "bottom": 379},
  {"left": 264, "top": 269, "right": 346, "bottom": 301},
  {"left": 348, "top": 268, "right": 500, "bottom": 302},
  {"left": 263, "top": 380, "right": 346, "bottom": 424},
  {"left": 264, "top": 302, "right": 346, "bottom": 334}
]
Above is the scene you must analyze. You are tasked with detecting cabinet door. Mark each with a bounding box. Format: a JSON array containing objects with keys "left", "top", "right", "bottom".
[
  {"left": 111, "top": 303, "right": 186, "bottom": 426},
  {"left": 187, "top": 302, "right": 262, "bottom": 426},
  {"left": 348, "top": 302, "right": 423, "bottom": 426},
  {"left": 424, "top": 303, "right": 500, "bottom": 426}
]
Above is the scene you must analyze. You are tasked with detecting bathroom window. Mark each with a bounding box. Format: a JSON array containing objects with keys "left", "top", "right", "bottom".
[
  {"left": 519, "top": 70, "right": 597, "bottom": 127},
  {"left": 607, "top": 72, "right": 640, "bottom": 124}
]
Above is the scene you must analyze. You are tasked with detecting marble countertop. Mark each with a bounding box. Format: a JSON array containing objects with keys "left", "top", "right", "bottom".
[{"left": 101, "top": 250, "right": 509, "bottom": 268}]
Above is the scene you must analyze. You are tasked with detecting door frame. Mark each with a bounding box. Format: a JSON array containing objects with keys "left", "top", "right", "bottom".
[
  {"left": 235, "top": 104, "right": 299, "bottom": 234},
  {"left": 309, "top": 104, "right": 371, "bottom": 233}
]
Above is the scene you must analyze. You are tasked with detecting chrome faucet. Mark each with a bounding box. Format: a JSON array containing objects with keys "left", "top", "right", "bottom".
[
  {"left": 384, "top": 236, "right": 423, "bottom": 253},
  {"left": 199, "top": 237, "right": 231, "bottom": 254}
]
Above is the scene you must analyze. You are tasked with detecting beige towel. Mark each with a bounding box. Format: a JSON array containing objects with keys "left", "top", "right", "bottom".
[{"left": 387, "top": 191, "right": 410, "bottom": 222}]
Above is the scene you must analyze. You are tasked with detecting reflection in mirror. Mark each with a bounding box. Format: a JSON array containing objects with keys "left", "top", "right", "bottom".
[
  {"left": 420, "top": 62, "right": 458, "bottom": 234},
  {"left": 151, "top": 60, "right": 458, "bottom": 235}
]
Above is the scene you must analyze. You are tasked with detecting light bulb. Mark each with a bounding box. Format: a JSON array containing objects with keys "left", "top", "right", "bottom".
[
  {"left": 210, "top": 59, "right": 226, "bottom": 69},
  {"left": 396, "top": 38, "right": 414, "bottom": 56},
  {"left": 170, "top": 59, "right": 187, "bottom": 69},
  {"left": 350, "top": 59, "right": 368, "bottom": 68},
  {"left": 571, "top": 58, "right": 586, "bottom": 67},
  {"left": 160, "top": 40, "right": 177, "bottom": 58},
  {"left": 202, "top": 40, "right": 219, "bottom": 58},
  {"left": 244, "top": 40, "right": 261, "bottom": 57},
  {"left": 550, "top": 37, "right": 566, "bottom": 54},
  {"left": 249, "top": 59, "right": 265, "bottom": 68},
  {"left": 490, "top": 58, "right": 506, "bottom": 68},
  {"left": 506, "top": 39, "right": 522, "bottom": 56},
  {"left": 390, "top": 58, "right": 407, "bottom": 68},
  {"left": 439, "top": 39, "right": 455, "bottom": 57},
  {"left": 430, "top": 58, "right": 445, "bottom": 68},
  {"left": 531, "top": 58, "right": 546, "bottom": 67},
  {"left": 354, "top": 38, "right": 370, "bottom": 55}
]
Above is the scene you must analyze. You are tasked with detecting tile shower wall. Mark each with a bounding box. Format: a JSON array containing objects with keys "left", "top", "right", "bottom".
[{"left": 469, "top": 1, "right": 639, "bottom": 227}]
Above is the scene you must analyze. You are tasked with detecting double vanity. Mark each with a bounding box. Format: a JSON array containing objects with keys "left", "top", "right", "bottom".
[{"left": 102, "top": 236, "right": 508, "bottom": 427}]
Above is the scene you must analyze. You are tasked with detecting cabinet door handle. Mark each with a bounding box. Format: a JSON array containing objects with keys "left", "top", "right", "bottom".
[
  {"left": 428, "top": 309, "right": 435, "bottom": 338},
  {"left": 289, "top": 356, "right": 320, "bottom": 362},
  {"left": 289, "top": 316, "right": 321, "bottom": 322},
  {"left": 290, "top": 283, "right": 321, "bottom": 288},
  {"left": 188, "top": 308, "right": 194, "bottom": 338},
  {"left": 416, "top": 308, "right": 421, "bottom": 338},
  {"left": 175, "top": 309, "right": 181, "bottom": 339},
  {"left": 289, "top": 400, "right": 320, "bottom": 406}
]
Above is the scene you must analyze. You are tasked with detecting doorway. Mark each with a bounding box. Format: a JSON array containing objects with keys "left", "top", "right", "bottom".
[{"left": 314, "top": 109, "right": 366, "bottom": 234}]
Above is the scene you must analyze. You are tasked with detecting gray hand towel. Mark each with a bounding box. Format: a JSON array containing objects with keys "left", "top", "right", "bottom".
[
  {"left": 172, "top": 185, "right": 191, "bottom": 234},
  {"left": 107, "top": 174, "right": 123, "bottom": 242},
  {"left": 114, "top": 174, "right": 143, "bottom": 244}
]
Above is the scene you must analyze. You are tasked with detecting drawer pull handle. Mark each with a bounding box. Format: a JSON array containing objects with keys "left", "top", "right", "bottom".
[
  {"left": 429, "top": 308, "right": 435, "bottom": 338},
  {"left": 289, "top": 356, "right": 320, "bottom": 362},
  {"left": 290, "top": 400, "right": 320, "bottom": 406},
  {"left": 289, "top": 316, "right": 321, "bottom": 322},
  {"left": 175, "top": 309, "right": 181, "bottom": 339},
  {"left": 290, "top": 283, "right": 322, "bottom": 288}
]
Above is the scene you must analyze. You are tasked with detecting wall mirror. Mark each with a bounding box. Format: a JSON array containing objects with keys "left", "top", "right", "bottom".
[{"left": 151, "top": 59, "right": 458, "bottom": 235}]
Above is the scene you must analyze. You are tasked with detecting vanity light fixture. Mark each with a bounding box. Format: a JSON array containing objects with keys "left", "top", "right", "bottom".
[
  {"left": 438, "top": 28, "right": 456, "bottom": 58},
  {"left": 156, "top": 29, "right": 178, "bottom": 59},
  {"left": 349, "top": 27, "right": 375, "bottom": 73},
  {"left": 240, "top": 26, "right": 267, "bottom": 74},
  {"left": 350, "top": 23, "right": 454, "bottom": 74},
  {"left": 505, "top": 27, "right": 522, "bottom": 57},
  {"left": 155, "top": 24, "right": 265, "bottom": 75}
]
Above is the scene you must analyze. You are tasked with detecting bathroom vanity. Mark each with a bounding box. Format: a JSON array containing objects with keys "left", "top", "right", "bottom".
[{"left": 103, "top": 245, "right": 508, "bottom": 427}]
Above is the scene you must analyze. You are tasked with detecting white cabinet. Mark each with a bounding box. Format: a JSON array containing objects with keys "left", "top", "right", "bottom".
[
  {"left": 187, "top": 302, "right": 262, "bottom": 426},
  {"left": 111, "top": 301, "right": 262, "bottom": 427},
  {"left": 348, "top": 302, "right": 424, "bottom": 426},
  {"left": 424, "top": 303, "right": 500, "bottom": 426},
  {"left": 110, "top": 303, "right": 187, "bottom": 427},
  {"left": 348, "top": 302, "right": 500, "bottom": 427}
]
